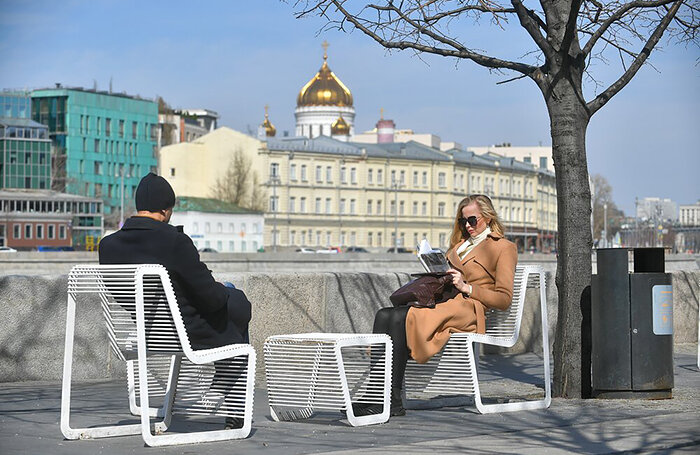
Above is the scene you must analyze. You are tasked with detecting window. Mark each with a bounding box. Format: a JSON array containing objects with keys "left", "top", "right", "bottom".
[
  {"left": 270, "top": 196, "right": 279, "bottom": 212},
  {"left": 301, "top": 164, "right": 307, "bottom": 181},
  {"left": 350, "top": 167, "right": 357, "bottom": 184},
  {"left": 48, "top": 224, "right": 55, "bottom": 239},
  {"left": 105, "top": 118, "right": 111, "bottom": 136},
  {"left": 339, "top": 198, "right": 346, "bottom": 214},
  {"left": 13, "top": 224, "right": 20, "bottom": 239},
  {"left": 241, "top": 223, "right": 246, "bottom": 233},
  {"left": 36, "top": 224, "right": 43, "bottom": 239},
  {"left": 59, "top": 225, "right": 66, "bottom": 239},
  {"left": 229, "top": 241, "right": 235, "bottom": 252},
  {"left": 192, "top": 223, "right": 199, "bottom": 233},
  {"left": 290, "top": 163, "right": 297, "bottom": 180},
  {"left": 270, "top": 162, "right": 280, "bottom": 178},
  {"left": 25, "top": 224, "right": 32, "bottom": 239},
  {"left": 368, "top": 232, "right": 373, "bottom": 246},
  {"left": 439, "top": 233, "right": 446, "bottom": 247},
  {"left": 400, "top": 170, "right": 405, "bottom": 184},
  {"left": 438, "top": 202, "right": 445, "bottom": 217},
  {"left": 94, "top": 161, "right": 103, "bottom": 175},
  {"left": 94, "top": 139, "right": 100, "bottom": 153},
  {"left": 412, "top": 201, "right": 418, "bottom": 215},
  {"left": 391, "top": 170, "right": 396, "bottom": 184},
  {"left": 132, "top": 121, "right": 137, "bottom": 139},
  {"left": 229, "top": 223, "right": 234, "bottom": 232},
  {"left": 205, "top": 222, "right": 211, "bottom": 233},
  {"left": 340, "top": 166, "right": 347, "bottom": 184},
  {"left": 413, "top": 171, "right": 418, "bottom": 186},
  {"left": 290, "top": 231, "right": 296, "bottom": 245},
  {"left": 539, "top": 156, "right": 548, "bottom": 169},
  {"left": 422, "top": 171, "right": 427, "bottom": 186},
  {"left": 350, "top": 199, "right": 356, "bottom": 214},
  {"left": 217, "top": 223, "right": 222, "bottom": 233},
  {"left": 367, "top": 200, "right": 373, "bottom": 215},
  {"left": 377, "top": 232, "right": 382, "bottom": 246},
  {"left": 97, "top": 117, "right": 101, "bottom": 135},
  {"left": 170, "top": 167, "right": 175, "bottom": 177},
  {"left": 377, "top": 169, "right": 383, "bottom": 185},
  {"left": 368, "top": 169, "right": 373, "bottom": 184},
  {"left": 300, "top": 197, "right": 306, "bottom": 213},
  {"left": 399, "top": 201, "right": 405, "bottom": 215},
  {"left": 438, "top": 172, "right": 446, "bottom": 188},
  {"left": 326, "top": 166, "right": 332, "bottom": 182},
  {"left": 289, "top": 197, "right": 296, "bottom": 213},
  {"left": 325, "top": 198, "right": 331, "bottom": 214},
  {"left": 390, "top": 200, "right": 396, "bottom": 215},
  {"left": 377, "top": 200, "right": 382, "bottom": 214},
  {"left": 119, "top": 120, "right": 124, "bottom": 137},
  {"left": 315, "top": 165, "right": 322, "bottom": 182},
  {"left": 315, "top": 197, "right": 321, "bottom": 213}
]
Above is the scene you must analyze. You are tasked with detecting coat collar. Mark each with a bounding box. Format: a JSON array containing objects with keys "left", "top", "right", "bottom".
[
  {"left": 122, "top": 216, "right": 183, "bottom": 233},
  {"left": 447, "top": 232, "right": 503, "bottom": 266}
]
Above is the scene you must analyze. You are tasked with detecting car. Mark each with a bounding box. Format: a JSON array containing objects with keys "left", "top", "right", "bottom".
[
  {"left": 37, "top": 246, "right": 75, "bottom": 252},
  {"left": 0, "top": 246, "right": 17, "bottom": 253},
  {"left": 198, "top": 247, "right": 218, "bottom": 253},
  {"left": 316, "top": 247, "right": 339, "bottom": 254},
  {"left": 295, "top": 248, "right": 316, "bottom": 254},
  {"left": 386, "top": 247, "right": 414, "bottom": 254},
  {"left": 345, "top": 246, "right": 369, "bottom": 253}
]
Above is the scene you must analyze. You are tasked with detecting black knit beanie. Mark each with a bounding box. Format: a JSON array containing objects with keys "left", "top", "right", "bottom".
[{"left": 135, "top": 173, "right": 176, "bottom": 211}]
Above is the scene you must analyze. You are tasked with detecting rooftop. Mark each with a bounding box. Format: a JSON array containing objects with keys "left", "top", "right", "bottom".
[{"left": 175, "top": 196, "right": 262, "bottom": 214}]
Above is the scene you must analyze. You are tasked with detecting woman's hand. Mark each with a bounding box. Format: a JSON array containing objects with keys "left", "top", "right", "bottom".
[{"left": 446, "top": 268, "right": 470, "bottom": 294}]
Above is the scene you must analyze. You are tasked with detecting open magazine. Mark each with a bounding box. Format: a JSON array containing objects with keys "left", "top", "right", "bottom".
[{"left": 417, "top": 239, "right": 450, "bottom": 273}]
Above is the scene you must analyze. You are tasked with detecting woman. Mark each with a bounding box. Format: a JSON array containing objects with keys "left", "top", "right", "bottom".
[{"left": 358, "top": 194, "right": 517, "bottom": 417}]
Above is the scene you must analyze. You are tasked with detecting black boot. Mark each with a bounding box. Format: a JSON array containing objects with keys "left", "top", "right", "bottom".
[{"left": 352, "top": 387, "right": 405, "bottom": 417}]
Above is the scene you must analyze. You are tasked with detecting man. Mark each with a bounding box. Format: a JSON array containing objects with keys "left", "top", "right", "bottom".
[{"left": 99, "top": 172, "right": 251, "bottom": 428}]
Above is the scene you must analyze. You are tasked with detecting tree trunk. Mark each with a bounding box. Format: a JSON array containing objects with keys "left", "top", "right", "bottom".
[{"left": 545, "top": 79, "right": 592, "bottom": 398}]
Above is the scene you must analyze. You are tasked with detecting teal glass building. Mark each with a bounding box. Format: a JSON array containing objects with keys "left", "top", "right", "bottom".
[
  {"left": 0, "top": 118, "right": 52, "bottom": 189},
  {"left": 31, "top": 87, "right": 158, "bottom": 218},
  {"left": 1, "top": 90, "right": 32, "bottom": 119}
]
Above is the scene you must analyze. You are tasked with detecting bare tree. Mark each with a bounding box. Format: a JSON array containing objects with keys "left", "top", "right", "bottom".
[
  {"left": 295, "top": 0, "right": 698, "bottom": 397},
  {"left": 592, "top": 174, "right": 624, "bottom": 244},
  {"left": 211, "top": 149, "right": 266, "bottom": 211}
]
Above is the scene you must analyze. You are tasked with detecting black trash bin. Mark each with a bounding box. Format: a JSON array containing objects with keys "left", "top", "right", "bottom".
[{"left": 591, "top": 248, "right": 673, "bottom": 399}]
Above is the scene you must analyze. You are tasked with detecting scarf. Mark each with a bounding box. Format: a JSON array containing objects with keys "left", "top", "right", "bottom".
[{"left": 457, "top": 226, "right": 491, "bottom": 261}]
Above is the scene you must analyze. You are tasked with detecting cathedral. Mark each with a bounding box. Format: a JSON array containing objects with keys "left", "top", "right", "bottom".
[{"left": 259, "top": 41, "right": 354, "bottom": 142}]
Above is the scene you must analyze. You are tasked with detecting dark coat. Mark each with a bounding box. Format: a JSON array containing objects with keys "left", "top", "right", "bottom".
[{"left": 98, "top": 216, "right": 251, "bottom": 349}]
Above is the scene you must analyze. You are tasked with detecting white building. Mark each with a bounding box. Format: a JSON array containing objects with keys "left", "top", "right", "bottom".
[
  {"left": 158, "top": 108, "right": 219, "bottom": 147},
  {"left": 679, "top": 201, "right": 700, "bottom": 226},
  {"left": 637, "top": 197, "right": 678, "bottom": 222},
  {"left": 294, "top": 42, "right": 355, "bottom": 139},
  {"left": 468, "top": 144, "right": 554, "bottom": 172},
  {"left": 170, "top": 196, "right": 264, "bottom": 253}
]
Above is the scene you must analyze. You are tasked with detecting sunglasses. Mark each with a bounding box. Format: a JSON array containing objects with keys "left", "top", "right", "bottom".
[{"left": 459, "top": 216, "right": 480, "bottom": 227}]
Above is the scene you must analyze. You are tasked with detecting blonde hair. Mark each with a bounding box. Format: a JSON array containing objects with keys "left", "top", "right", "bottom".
[{"left": 449, "top": 194, "right": 505, "bottom": 250}]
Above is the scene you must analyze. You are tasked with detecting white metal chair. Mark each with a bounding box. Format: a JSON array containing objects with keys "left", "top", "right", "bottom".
[
  {"left": 404, "top": 264, "right": 551, "bottom": 413},
  {"left": 61, "top": 264, "right": 256, "bottom": 446},
  {"left": 264, "top": 333, "right": 392, "bottom": 426}
]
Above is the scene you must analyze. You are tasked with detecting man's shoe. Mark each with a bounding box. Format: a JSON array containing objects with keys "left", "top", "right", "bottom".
[
  {"left": 351, "top": 390, "right": 405, "bottom": 417},
  {"left": 224, "top": 416, "right": 244, "bottom": 429}
]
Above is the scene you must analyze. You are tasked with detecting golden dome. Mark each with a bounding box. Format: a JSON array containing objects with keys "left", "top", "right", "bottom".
[
  {"left": 297, "top": 42, "right": 353, "bottom": 107},
  {"left": 331, "top": 115, "right": 350, "bottom": 136},
  {"left": 261, "top": 105, "right": 276, "bottom": 137}
]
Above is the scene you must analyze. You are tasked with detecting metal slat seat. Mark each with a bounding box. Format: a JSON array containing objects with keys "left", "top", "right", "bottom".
[
  {"left": 61, "top": 264, "right": 256, "bottom": 447},
  {"left": 404, "top": 264, "right": 552, "bottom": 413},
  {"left": 264, "top": 333, "right": 392, "bottom": 426}
]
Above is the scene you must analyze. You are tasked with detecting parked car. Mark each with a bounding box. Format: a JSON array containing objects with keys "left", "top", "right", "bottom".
[
  {"left": 0, "top": 246, "right": 17, "bottom": 253},
  {"left": 386, "top": 247, "right": 414, "bottom": 254},
  {"left": 345, "top": 246, "right": 369, "bottom": 253},
  {"left": 295, "top": 248, "right": 316, "bottom": 254},
  {"left": 37, "top": 246, "right": 75, "bottom": 252},
  {"left": 198, "top": 247, "right": 218, "bottom": 253},
  {"left": 316, "top": 247, "right": 339, "bottom": 254}
]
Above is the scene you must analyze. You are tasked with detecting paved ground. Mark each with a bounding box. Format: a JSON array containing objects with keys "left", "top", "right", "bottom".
[{"left": 1, "top": 345, "right": 698, "bottom": 454}]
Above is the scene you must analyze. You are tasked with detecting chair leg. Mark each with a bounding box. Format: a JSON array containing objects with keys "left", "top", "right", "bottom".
[
  {"left": 61, "top": 294, "right": 142, "bottom": 440},
  {"left": 340, "top": 342, "right": 391, "bottom": 427}
]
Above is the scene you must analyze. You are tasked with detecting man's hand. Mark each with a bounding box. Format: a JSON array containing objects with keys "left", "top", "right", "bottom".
[{"left": 446, "top": 268, "right": 470, "bottom": 294}]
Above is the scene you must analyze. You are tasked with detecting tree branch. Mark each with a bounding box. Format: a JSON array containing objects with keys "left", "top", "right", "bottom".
[
  {"left": 587, "top": 0, "right": 683, "bottom": 115},
  {"left": 325, "top": 0, "right": 539, "bottom": 75},
  {"left": 581, "top": 0, "right": 678, "bottom": 56},
  {"left": 511, "top": 0, "right": 556, "bottom": 61},
  {"left": 560, "top": 0, "right": 584, "bottom": 56}
]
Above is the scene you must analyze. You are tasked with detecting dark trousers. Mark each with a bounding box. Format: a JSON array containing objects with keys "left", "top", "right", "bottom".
[{"left": 373, "top": 306, "right": 410, "bottom": 390}]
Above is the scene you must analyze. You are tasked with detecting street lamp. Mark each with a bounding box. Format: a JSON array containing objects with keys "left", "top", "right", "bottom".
[
  {"left": 391, "top": 177, "right": 404, "bottom": 253},
  {"left": 603, "top": 202, "right": 608, "bottom": 248},
  {"left": 269, "top": 176, "right": 280, "bottom": 252}
]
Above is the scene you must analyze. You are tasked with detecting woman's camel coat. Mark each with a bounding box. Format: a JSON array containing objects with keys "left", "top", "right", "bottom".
[{"left": 405, "top": 233, "right": 518, "bottom": 363}]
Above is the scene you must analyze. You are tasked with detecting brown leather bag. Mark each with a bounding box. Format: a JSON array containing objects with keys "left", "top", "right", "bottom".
[{"left": 390, "top": 272, "right": 459, "bottom": 308}]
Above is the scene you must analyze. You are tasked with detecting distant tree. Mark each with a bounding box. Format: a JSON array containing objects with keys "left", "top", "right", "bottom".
[
  {"left": 591, "top": 174, "right": 625, "bottom": 244},
  {"left": 211, "top": 149, "right": 266, "bottom": 211},
  {"left": 295, "top": 0, "right": 698, "bottom": 398}
]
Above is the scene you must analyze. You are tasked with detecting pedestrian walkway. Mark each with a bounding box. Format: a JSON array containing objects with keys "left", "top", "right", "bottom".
[{"left": 1, "top": 346, "right": 698, "bottom": 454}]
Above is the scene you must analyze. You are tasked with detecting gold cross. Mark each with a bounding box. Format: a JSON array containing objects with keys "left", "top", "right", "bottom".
[
  {"left": 264, "top": 104, "right": 269, "bottom": 118},
  {"left": 322, "top": 40, "right": 329, "bottom": 60},
  {"left": 380, "top": 107, "right": 384, "bottom": 119}
]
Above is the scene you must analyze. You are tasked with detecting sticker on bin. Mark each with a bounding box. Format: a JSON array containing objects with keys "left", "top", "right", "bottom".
[{"left": 652, "top": 285, "right": 673, "bottom": 335}]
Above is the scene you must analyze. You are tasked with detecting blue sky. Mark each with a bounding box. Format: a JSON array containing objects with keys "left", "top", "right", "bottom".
[{"left": 1, "top": 0, "right": 698, "bottom": 214}]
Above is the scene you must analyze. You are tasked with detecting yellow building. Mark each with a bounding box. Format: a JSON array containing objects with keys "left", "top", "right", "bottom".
[{"left": 159, "top": 46, "right": 557, "bottom": 252}]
